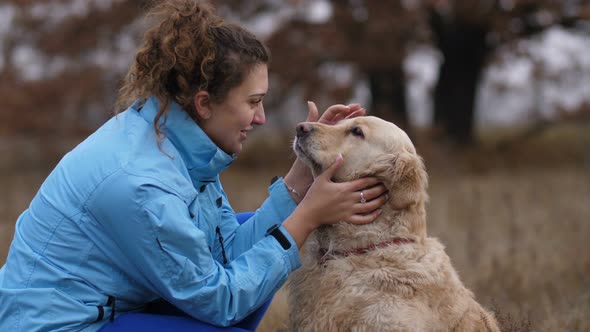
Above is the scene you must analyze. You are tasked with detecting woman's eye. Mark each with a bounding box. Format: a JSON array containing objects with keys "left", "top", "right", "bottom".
[{"left": 351, "top": 127, "right": 364, "bottom": 138}]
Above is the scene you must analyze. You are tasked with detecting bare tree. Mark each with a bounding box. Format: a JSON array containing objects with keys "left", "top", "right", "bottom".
[{"left": 427, "top": 0, "right": 589, "bottom": 146}]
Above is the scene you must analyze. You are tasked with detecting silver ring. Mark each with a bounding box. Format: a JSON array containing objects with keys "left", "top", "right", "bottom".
[{"left": 360, "top": 191, "right": 367, "bottom": 204}]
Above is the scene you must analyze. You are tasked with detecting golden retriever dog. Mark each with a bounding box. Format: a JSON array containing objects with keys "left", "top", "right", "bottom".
[{"left": 289, "top": 116, "right": 500, "bottom": 332}]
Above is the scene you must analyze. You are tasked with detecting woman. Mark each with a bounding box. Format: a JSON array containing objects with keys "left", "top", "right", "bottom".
[{"left": 0, "top": 1, "right": 387, "bottom": 331}]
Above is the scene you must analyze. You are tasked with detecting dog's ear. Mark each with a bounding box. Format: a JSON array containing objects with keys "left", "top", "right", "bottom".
[{"left": 374, "top": 151, "right": 428, "bottom": 209}]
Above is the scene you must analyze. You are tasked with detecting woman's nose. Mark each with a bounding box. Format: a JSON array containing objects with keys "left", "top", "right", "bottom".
[{"left": 253, "top": 106, "right": 265, "bottom": 125}]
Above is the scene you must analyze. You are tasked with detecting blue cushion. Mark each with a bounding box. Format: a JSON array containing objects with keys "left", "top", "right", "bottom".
[{"left": 99, "top": 313, "right": 250, "bottom": 332}]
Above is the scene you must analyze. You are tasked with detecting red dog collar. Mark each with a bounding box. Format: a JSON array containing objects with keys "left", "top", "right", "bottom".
[{"left": 319, "top": 238, "right": 415, "bottom": 265}]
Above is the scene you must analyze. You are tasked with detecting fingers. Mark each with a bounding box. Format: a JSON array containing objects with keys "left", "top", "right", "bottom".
[
  {"left": 328, "top": 112, "right": 346, "bottom": 124},
  {"left": 318, "top": 154, "right": 343, "bottom": 181},
  {"left": 320, "top": 103, "right": 363, "bottom": 125},
  {"left": 357, "top": 184, "right": 388, "bottom": 202},
  {"left": 311, "top": 101, "right": 367, "bottom": 125},
  {"left": 306, "top": 101, "right": 319, "bottom": 122},
  {"left": 301, "top": 168, "right": 387, "bottom": 227},
  {"left": 345, "top": 189, "right": 388, "bottom": 225},
  {"left": 347, "top": 208, "right": 383, "bottom": 225},
  {"left": 319, "top": 104, "right": 350, "bottom": 124},
  {"left": 354, "top": 190, "right": 388, "bottom": 213},
  {"left": 346, "top": 104, "right": 364, "bottom": 112},
  {"left": 324, "top": 104, "right": 350, "bottom": 115},
  {"left": 344, "top": 108, "right": 366, "bottom": 119},
  {"left": 348, "top": 176, "right": 382, "bottom": 191},
  {"left": 347, "top": 178, "right": 389, "bottom": 221}
]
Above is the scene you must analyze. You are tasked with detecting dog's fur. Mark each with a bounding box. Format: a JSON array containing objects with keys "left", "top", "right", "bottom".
[{"left": 289, "top": 116, "right": 500, "bottom": 332}]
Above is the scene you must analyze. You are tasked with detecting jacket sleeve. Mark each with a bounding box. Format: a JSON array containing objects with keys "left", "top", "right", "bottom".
[
  {"left": 86, "top": 171, "right": 301, "bottom": 327},
  {"left": 215, "top": 177, "right": 299, "bottom": 260}
]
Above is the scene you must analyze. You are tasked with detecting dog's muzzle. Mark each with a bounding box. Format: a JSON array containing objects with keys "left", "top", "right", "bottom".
[
  {"left": 296, "top": 122, "right": 314, "bottom": 139},
  {"left": 293, "top": 124, "right": 322, "bottom": 174}
]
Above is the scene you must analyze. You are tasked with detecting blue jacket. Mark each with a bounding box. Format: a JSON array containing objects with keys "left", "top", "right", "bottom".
[{"left": 0, "top": 97, "right": 301, "bottom": 331}]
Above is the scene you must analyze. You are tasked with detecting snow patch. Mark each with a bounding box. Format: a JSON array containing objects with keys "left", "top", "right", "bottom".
[
  {"left": 404, "top": 45, "right": 442, "bottom": 128},
  {"left": 403, "top": 26, "right": 590, "bottom": 130},
  {"left": 318, "top": 62, "right": 355, "bottom": 86},
  {"left": 29, "top": 0, "right": 124, "bottom": 27},
  {"left": 12, "top": 45, "right": 45, "bottom": 81},
  {"left": 305, "top": 0, "right": 332, "bottom": 24},
  {"left": 477, "top": 26, "right": 590, "bottom": 129}
]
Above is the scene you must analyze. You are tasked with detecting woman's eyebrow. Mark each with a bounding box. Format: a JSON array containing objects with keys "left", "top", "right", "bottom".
[{"left": 249, "top": 93, "right": 266, "bottom": 98}]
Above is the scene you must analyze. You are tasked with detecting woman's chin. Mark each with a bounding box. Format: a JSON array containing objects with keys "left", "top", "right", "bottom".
[{"left": 226, "top": 143, "right": 242, "bottom": 156}]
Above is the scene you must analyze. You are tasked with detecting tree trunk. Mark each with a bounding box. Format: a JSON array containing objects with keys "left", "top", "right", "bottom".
[
  {"left": 430, "top": 11, "right": 490, "bottom": 146},
  {"left": 367, "top": 67, "right": 409, "bottom": 133}
]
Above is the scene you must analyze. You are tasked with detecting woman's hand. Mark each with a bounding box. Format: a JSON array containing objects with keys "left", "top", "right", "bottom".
[
  {"left": 283, "top": 101, "right": 366, "bottom": 203},
  {"left": 299, "top": 154, "right": 387, "bottom": 226},
  {"left": 282, "top": 154, "right": 388, "bottom": 248},
  {"left": 306, "top": 100, "right": 366, "bottom": 125}
]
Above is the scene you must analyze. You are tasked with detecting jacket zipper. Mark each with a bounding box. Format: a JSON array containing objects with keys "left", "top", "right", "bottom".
[{"left": 215, "top": 226, "right": 228, "bottom": 264}]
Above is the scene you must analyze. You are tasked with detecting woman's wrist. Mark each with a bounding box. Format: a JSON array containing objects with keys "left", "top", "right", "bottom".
[
  {"left": 281, "top": 206, "right": 318, "bottom": 249},
  {"left": 284, "top": 182, "right": 303, "bottom": 203},
  {"left": 283, "top": 158, "right": 313, "bottom": 202}
]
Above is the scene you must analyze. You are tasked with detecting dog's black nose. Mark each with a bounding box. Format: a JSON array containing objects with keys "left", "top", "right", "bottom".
[{"left": 296, "top": 123, "right": 313, "bottom": 138}]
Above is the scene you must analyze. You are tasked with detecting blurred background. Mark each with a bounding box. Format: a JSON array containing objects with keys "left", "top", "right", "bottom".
[{"left": 1, "top": 0, "right": 589, "bottom": 331}]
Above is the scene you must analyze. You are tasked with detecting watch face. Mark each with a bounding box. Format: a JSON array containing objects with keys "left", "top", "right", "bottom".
[{"left": 268, "top": 225, "right": 291, "bottom": 250}]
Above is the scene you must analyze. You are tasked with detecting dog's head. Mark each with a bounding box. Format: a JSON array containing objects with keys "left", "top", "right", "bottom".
[{"left": 293, "top": 116, "right": 428, "bottom": 211}]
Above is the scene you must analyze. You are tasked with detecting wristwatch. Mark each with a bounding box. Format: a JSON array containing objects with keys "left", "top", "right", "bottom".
[{"left": 266, "top": 224, "right": 291, "bottom": 250}]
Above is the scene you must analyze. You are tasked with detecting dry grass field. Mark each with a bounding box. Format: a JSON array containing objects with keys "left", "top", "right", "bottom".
[{"left": 1, "top": 122, "right": 589, "bottom": 331}]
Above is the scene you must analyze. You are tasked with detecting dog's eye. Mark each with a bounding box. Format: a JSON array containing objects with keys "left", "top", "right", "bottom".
[{"left": 350, "top": 126, "right": 365, "bottom": 138}]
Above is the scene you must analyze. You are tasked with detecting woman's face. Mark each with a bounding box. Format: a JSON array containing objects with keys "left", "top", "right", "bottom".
[{"left": 198, "top": 64, "right": 268, "bottom": 155}]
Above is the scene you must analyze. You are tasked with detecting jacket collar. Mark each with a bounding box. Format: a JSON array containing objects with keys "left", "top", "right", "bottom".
[{"left": 135, "top": 96, "right": 235, "bottom": 181}]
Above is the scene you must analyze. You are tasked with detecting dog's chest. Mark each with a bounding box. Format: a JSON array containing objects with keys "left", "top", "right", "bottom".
[
  {"left": 289, "top": 263, "right": 441, "bottom": 331},
  {"left": 304, "top": 262, "right": 420, "bottom": 300},
  {"left": 289, "top": 237, "right": 495, "bottom": 331}
]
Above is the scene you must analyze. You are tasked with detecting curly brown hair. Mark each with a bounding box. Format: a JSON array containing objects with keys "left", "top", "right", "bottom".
[{"left": 116, "top": 0, "right": 270, "bottom": 140}]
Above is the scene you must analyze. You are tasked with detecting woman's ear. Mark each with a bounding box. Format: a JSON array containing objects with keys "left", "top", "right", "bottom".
[
  {"left": 194, "top": 91, "right": 212, "bottom": 120},
  {"left": 375, "top": 151, "right": 428, "bottom": 209}
]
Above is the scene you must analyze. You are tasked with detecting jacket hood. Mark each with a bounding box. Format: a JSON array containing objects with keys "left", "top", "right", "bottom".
[{"left": 135, "top": 96, "right": 235, "bottom": 180}]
